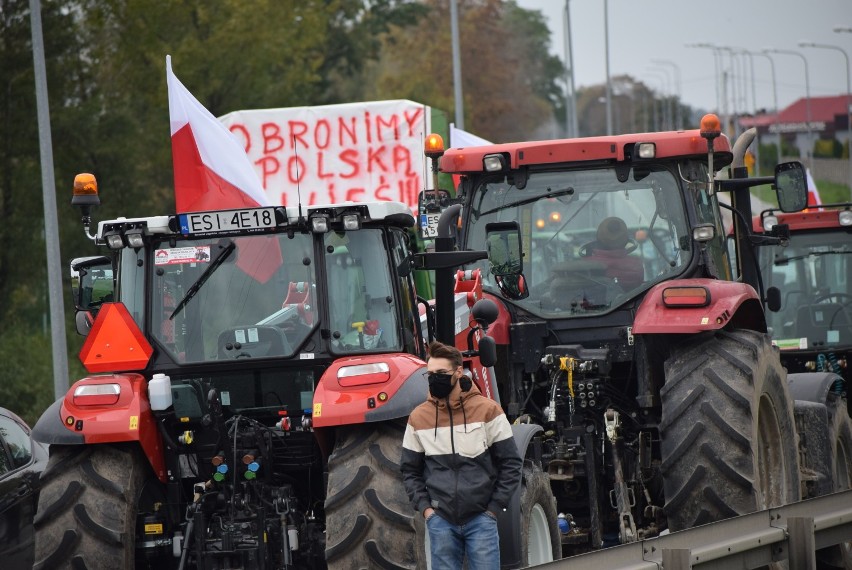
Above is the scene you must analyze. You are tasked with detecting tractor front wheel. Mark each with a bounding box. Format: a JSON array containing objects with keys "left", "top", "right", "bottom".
[
  {"left": 33, "top": 444, "right": 148, "bottom": 570},
  {"left": 519, "top": 463, "right": 561, "bottom": 566},
  {"left": 325, "top": 421, "right": 423, "bottom": 568},
  {"left": 660, "top": 329, "right": 800, "bottom": 531}
]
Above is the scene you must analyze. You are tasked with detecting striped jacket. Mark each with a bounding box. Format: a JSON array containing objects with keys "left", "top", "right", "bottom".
[{"left": 400, "top": 380, "right": 522, "bottom": 525}]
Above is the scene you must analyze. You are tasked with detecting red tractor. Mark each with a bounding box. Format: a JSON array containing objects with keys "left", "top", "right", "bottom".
[
  {"left": 418, "top": 115, "right": 851, "bottom": 560},
  {"left": 30, "top": 175, "right": 558, "bottom": 569},
  {"left": 751, "top": 200, "right": 852, "bottom": 546}
]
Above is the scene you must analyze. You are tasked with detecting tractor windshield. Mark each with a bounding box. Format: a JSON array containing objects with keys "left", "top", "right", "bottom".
[
  {"left": 759, "top": 229, "right": 852, "bottom": 350},
  {"left": 149, "top": 228, "right": 403, "bottom": 364},
  {"left": 465, "top": 165, "right": 691, "bottom": 316},
  {"left": 151, "top": 233, "right": 318, "bottom": 364}
]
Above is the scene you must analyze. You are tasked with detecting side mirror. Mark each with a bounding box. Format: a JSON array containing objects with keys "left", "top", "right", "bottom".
[
  {"left": 766, "top": 286, "right": 781, "bottom": 312},
  {"left": 70, "top": 256, "right": 114, "bottom": 312},
  {"left": 418, "top": 189, "right": 453, "bottom": 238},
  {"left": 478, "top": 336, "right": 497, "bottom": 368},
  {"left": 486, "top": 222, "right": 529, "bottom": 300},
  {"left": 774, "top": 162, "right": 807, "bottom": 213},
  {"left": 485, "top": 221, "right": 524, "bottom": 276}
]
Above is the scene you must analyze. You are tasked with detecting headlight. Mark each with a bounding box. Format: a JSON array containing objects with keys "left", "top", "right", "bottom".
[{"left": 763, "top": 215, "right": 779, "bottom": 232}]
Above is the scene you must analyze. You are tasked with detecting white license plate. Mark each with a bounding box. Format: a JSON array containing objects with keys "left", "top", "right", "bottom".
[
  {"left": 180, "top": 208, "right": 276, "bottom": 235},
  {"left": 420, "top": 213, "right": 440, "bottom": 238}
]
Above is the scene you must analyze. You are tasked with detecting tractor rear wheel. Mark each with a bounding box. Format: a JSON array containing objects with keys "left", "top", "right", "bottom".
[
  {"left": 821, "top": 410, "right": 852, "bottom": 568},
  {"left": 803, "top": 399, "right": 852, "bottom": 569},
  {"left": 33, "top": 444, "right": 148, "bottom": 570},
  {"left": 660, "top": 329, "right": 800, "bottom": 531},
  {"left": 519, "top": 463, "right": 561, "bottom": 566},
  {"left": 325, "top": 421, "right": 423, "bottom": 569}
]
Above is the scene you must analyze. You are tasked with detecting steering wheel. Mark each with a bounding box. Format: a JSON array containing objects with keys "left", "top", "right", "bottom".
[
  {"left": 811, "top": 293, "right": 852, "bottom": 331},
  {"left": 578, "top": 238, "right": 638, "bottom": 257},
  {"left": 812, "top": 293, "right": 852, "bottom": 305}
]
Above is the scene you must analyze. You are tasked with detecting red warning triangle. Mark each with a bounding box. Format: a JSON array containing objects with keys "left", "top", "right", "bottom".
[{"left": 79, "top": 302, "right": 154, "bottom": 373}]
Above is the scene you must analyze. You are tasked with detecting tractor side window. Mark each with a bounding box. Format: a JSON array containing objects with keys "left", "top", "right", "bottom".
[
  {"left": 389, "top": 228, "right": 421, "bottom": 355},
  {"left": 325, "top": 229, "right": 400, "bottom": 353},
  {"left": 118, "top": 248, "right": 146, "bottom": 329},
  {"left": 692, "top": 181, "right": 732, "bottom": 280}
]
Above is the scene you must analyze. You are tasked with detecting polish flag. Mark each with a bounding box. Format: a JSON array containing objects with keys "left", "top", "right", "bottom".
[
  {"left": 167, "top": 56, "right": 280, "bottom": 283},
  {"left": 167, "top": 55, "right": 269, "bottom": 212}
]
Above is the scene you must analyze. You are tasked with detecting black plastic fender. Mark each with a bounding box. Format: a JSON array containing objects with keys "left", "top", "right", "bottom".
[
  {"left": 788, "top": 372, "right": 842, "bottom": 404},
  {"left": 497, "top": 422, "right": 544, "bottom": 568},
  {"left": 31, "top": 399, "right": 84, "bottom": 445},
  {"left": 364, "top": 366, "right": 429, "bottom": 423}
]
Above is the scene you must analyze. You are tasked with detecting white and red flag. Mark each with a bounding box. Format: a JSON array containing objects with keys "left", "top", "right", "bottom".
[
  {"left": 167, "top": 55, "right": 269, "bottom": 213},
  {"left": 166, "top": 56, "right": 280, "bottom": 283}
]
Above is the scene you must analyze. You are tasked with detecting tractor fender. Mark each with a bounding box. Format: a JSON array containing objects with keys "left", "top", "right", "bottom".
[
  {"left": 497, "top": 423, "right": 545, "bottom": 567},
  {"left": 32, "top": 399, "right": 85, "bottom": 445},
  {"left": 31, "top": 373, "right": 166, "bottom": 482},
  {"left": 483, "top": 291, "right": 512, "bottom": 344},
  {"left": 788, "top": 372, "right": 843, "bottom": 405},
  {"left": 633, "top": 278, "right": 767, "bottom": 334},
  {"left": 312, "top": 353, "right": 428, "bottom": 428}
]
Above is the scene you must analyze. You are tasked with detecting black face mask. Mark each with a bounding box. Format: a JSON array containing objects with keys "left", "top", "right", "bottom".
[{"left": 428, "top": 372, "right": 455, "bottom": 399}]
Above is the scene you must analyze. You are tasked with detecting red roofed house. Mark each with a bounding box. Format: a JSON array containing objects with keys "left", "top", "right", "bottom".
[{"left": 740, "top": 95, "right": 851, "bottom": 159}]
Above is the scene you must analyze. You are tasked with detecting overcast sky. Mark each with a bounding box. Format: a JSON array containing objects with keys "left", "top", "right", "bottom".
[{"left": 514, "top": 0, "right": 851, "bottom": 115}]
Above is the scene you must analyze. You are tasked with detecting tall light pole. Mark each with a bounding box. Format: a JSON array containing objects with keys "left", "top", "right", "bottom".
[
  {"left": 686, "top": 43, "right": 726, "bottom": 130},
  {"left": 651, "top": 59, "right": 682, "bottom": 129},
  {"left": 30, "top": 0, "right": 70, "bottom": 399},
  {"left": 604, "top": 0, "right": 613, "bottom": 135},
  {"left": 800, "top": 40, "right": 852, "bottom": 195},
  {"left": 450, "top": 0, "right": 464, "bottom": 129},
  {"left": 647, "top": 68, "right": 672, "bottom": 130},
  {"left": 564, "top": 0, "right": 579, "bottom": 138},
  {"left": 765, "top": 47, "right": 813, "bottom": 166},
  {"left": 716, "top": 46, "right": 742, "bottom": 138},
  {"left": 752, "top": 51, "right": 782, "bottom": 165},
  {"left": 718, "top": 47, "right": 759, "bottom": 171}
]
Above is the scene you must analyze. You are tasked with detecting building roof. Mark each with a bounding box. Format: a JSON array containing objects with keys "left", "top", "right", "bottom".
[{"left": 740, "top": 95, "right": 850, "bottom": 132}]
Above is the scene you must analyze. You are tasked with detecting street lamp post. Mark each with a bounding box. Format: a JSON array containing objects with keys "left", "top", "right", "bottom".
[
  {"left": 716, "top": 46, "right": 742, "bottom": 138},
  {"left": 764, "top": 48, "right": 813, "bottom": 166},
  {"left": 718, "top": 47, "right": 759, "bottom": 172},
  {"left": 686, "top": 43, "right": 723, "bottom": 124},
  {"left": 800, "top": 41, "right": 852, "bottom": 196},
  {"left": 604, "top": 0, "right": 613, "bottom": 135},
  {"left": 651, "top": 59, "right": 682, "bottom": 129},
  {"left": 752, "top": 51, "right": 783, "bottom": 165},
  {"left": 647, "top": 68, "right": 672, "bottom": 130},
  {"left": 450, "top": 0, "right": 464, "bottom": 129},
  {"left": 564, "top": 0, "right": 579, "bottom": 138}
]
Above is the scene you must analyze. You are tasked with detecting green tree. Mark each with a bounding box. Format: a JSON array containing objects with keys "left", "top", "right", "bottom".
[
  {"left": 0, "top": 0, "right": 430, "bottom": 418},
  {"left": 368, "top": 0, "right": 563, "bottom": 143}
]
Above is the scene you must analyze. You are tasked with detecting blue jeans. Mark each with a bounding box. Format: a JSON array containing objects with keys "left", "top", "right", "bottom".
[{"left": 426, "top": 511, "right": 500, "bottom": 570}]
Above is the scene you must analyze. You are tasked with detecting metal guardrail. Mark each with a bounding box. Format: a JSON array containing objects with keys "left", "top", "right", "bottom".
[{"left": 538, "top": 489, "right": 852, "bottom": 570}]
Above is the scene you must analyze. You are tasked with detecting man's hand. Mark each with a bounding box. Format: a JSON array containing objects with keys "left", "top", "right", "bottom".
[{"left": 424, "top": 507, "right": 435, "bottom": 520}]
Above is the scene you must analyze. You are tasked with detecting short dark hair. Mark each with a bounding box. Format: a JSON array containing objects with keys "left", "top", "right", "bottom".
[{"left": 427, "top": 341, "right": 462, "bottom": 369}]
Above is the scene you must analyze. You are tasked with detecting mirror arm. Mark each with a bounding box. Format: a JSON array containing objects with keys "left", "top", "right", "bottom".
[{"left": 716, "top": 176, "right": 775, "bottom": 191}]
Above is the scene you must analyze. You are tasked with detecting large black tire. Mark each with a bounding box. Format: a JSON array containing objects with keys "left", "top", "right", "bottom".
[
  {"left": 325, "top": 421, "right": 424, "bottom": 569},
  {"left": 797, "top": 398, "right": 852, "bottom": 569},
  {"left": 519, "top": 463, "right": 561, "bottom": 567},
  {"left": 33, "top": 444, "right": 149, "bottom": 570},
  {"left": 821, "top": 411, "right": 852, "bottom": 569},
  {"left": 660, "top": 329, "right": 801, "bottom": 531}
]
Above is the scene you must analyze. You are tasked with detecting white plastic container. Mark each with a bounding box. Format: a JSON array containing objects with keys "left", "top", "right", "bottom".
[{"left": 149, "top": 373, "right": 173, "bottom": 411}]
